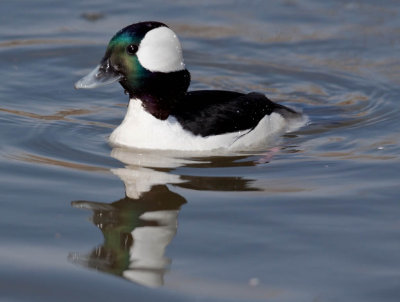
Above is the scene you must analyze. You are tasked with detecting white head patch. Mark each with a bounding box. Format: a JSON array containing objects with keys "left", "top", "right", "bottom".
[{"left": 137, "top": 26, "right": 185, "bottom": 73}]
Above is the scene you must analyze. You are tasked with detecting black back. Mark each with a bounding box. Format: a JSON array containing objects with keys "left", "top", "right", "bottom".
[{"left": 172, "top": 91, "right": 298, "bottom": 137}]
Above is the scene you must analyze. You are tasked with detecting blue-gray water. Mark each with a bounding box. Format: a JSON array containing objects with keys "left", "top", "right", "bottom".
[{"left": 1, "top": 1, "right": 400, "bottom": 301}]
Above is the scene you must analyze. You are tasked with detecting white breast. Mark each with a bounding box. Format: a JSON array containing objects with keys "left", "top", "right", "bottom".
[{"left": 109, "top": 99, "right": 305, "bottom": 151}]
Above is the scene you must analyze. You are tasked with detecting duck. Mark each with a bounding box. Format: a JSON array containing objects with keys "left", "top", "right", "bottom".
[{"left": 75, "top": 21, "right": 305, "bottom": 151}]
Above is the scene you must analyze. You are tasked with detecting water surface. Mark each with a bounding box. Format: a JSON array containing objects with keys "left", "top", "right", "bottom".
[{"left": 1, "top": 1, "right": 400, "bottom": 301}]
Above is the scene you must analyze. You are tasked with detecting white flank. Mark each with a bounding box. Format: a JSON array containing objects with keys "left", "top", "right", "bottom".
[
  {"left": 137, "top": 26, "right": 185, "bottom": 73},
  {"left": 109, "top": 99, "right": 306, "bottom": 151}
]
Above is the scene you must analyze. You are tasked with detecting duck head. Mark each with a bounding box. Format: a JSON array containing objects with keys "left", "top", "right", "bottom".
[{"left": 75, "top": 21, "right": 191, "bottom": 119}]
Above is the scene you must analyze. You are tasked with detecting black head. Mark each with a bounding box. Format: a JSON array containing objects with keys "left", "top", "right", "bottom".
[{"left": 75, "top": 21, "right": 191, "bottom": 119}]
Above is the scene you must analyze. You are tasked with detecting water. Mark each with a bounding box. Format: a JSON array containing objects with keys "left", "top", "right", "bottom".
[{"left": 1, "top": 0, "right": 400, "bottom": 301}]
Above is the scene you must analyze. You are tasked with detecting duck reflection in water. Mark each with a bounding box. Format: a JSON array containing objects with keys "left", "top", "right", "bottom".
[
  {"left": 71, "top": 185, "right": 185, "bottom": 287},
  {"left": 70, "top": 147, "right": 263, "bottom": 288}
]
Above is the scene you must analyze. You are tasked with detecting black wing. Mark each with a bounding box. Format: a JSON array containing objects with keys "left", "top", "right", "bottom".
[{"left": 171, "top": 90, "right": 298, "bottom": 137}]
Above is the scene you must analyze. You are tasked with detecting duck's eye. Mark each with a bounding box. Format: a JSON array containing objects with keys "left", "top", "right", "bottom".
[{"left": 126, "top": 44, "right": 138, "bottom": 55}]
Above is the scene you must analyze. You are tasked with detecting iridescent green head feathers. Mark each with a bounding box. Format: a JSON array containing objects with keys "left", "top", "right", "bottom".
[{"left": 75, "top": 21, "right": 189, "bottom": 99}]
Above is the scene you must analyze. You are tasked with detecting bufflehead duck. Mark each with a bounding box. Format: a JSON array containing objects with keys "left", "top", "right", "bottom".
[{"left": 75, "top": 21, "right": 304, "bottom": 151}]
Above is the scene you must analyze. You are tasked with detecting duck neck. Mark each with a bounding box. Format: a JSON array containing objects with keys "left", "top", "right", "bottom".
[{"left": 120, "top": 69, "right": 191, "bottom": 120}]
